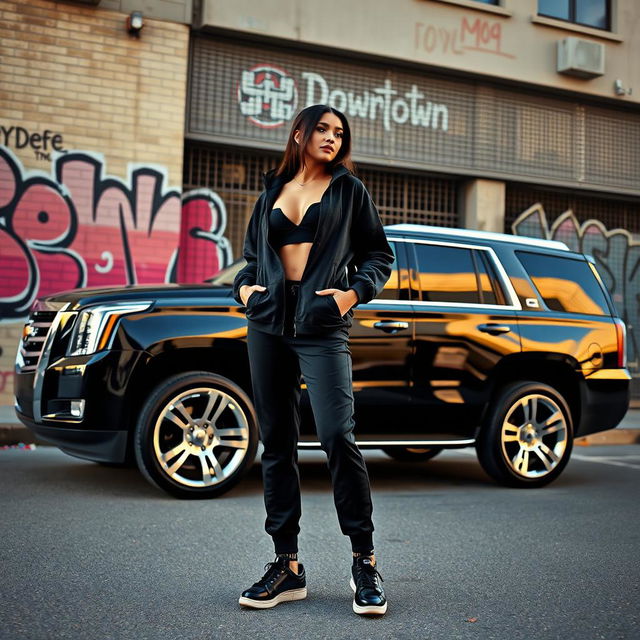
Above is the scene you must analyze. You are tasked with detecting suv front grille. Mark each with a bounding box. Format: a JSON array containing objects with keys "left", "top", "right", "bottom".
[{"left": 18, "top": 310, "right": 57, "bottom": 373}]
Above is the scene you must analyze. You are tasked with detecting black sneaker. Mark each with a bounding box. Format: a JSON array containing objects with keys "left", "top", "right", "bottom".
[
  {"left": 239, "top": 556, "right": 307, "bottom": 609},
  {"left": 350, "top": 556, "right": 387, "bottom": 615}
]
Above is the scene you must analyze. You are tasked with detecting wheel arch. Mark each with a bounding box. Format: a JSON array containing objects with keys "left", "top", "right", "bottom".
[
  {"left": 480, "top": 353, "right": 582, "bottom": 435},
  {"left": 123, "top": 341, "right": 253, "bottom": 454}
]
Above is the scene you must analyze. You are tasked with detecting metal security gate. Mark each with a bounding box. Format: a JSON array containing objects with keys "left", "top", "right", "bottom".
[
  {"left": 183, "top": 142, "right": 458, "bottom": 259},
  {"left": 189, "top": 35, "right": 640, "bottom": 195},
  {"left": 506, "top": 184, "right": 640, "bottom": 401}
]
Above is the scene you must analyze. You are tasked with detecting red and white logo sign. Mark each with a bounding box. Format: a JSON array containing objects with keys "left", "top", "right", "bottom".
[{"left": 237, "top": 64, "right": 298, "bottom": 129}]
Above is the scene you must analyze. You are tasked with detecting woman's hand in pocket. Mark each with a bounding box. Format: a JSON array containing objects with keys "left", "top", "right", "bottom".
[
  {"left": 315, "top": 288, "right": 358, "bottom": 316},
  {"left": 240, "top": 284, "right": 267, "bottom": 306}
]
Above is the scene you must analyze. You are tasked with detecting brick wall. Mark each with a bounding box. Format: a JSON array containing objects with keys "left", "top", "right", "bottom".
[{"left": 0, "top": 0, "right": 189, "bottom": 405}]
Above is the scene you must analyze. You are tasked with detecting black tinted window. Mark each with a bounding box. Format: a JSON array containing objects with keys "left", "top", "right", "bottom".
[
  {"left": 414, "top": 244, "right": 479, "bottom": 304},
  {"left": 376, "top": 242, "right": 409, "bottom": 300},
  {"left": 516, "top": 251, "right": 610, "bottom": 315},
  {"left": 475, "top": 251, "right": 499, "bottom": 305}
]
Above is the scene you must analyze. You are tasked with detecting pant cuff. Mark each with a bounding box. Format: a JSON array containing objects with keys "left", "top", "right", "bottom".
[
  {"left": 273, "top": 536, "right": 298, "bottom": 554},
  {"left": 350, "top": 533, "right": 374, "bottom": 554}
]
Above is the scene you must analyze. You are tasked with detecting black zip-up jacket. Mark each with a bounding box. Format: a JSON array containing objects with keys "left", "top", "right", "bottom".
[{"left": 232, "top": 164, "right": 395, "bottom": 336}]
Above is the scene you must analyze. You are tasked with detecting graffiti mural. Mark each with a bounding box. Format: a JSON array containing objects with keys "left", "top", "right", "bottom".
[
  {"left": 177, "top": 189, "right": 232, "bottom": 284},
  {"left": 512, "top": 204, "right": 640, "bottom": 372},
  {"left": 0, "top": 146, "right": 233, "bottom": 404},
  {"left": 0, "top": 146, "right": 232, "bottom": 320}
]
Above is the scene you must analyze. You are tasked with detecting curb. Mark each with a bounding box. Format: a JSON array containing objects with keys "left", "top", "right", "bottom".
[
  {"left": 575, "top": 429, "right": 640, "bottom": 446},
  {"left": 0, "top": 424, "right": 44, "bottom": 446}
]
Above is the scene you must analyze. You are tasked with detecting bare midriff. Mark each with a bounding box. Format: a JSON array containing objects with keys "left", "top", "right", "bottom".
[{"left": 272, "top": 177, "right": 331, "bottom": 281}]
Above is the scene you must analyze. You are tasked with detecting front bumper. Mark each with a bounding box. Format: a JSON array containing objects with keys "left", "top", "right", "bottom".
[
  {"left": 15, "top": 411, "right": 128, "bottom": 463},
  {"left": 14, "top": 347, "right": 146, "bottom": 463}
]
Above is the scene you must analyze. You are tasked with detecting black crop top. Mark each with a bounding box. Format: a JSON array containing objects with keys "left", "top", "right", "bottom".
[{"left": 269, "top": 202, "right": 320, "bottom": 249}]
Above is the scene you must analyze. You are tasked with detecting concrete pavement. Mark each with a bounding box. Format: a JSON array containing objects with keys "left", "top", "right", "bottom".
[{"left": 1, "top": 403, "right": 639, "bottom": 447}]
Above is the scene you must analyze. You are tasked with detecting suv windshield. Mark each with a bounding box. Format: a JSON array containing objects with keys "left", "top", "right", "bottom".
[{"left": 206, "top": 259, "right": 246, "bottom": 286}]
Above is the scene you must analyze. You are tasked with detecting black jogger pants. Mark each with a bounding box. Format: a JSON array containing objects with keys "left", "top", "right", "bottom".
[{"left": 246, "top": 279, "right": 374, "bottom": 554}]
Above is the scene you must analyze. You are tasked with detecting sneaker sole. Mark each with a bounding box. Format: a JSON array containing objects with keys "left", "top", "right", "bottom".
[
  {"left": 238, "top": 587, "right": 307, "bottom": 609},
  {"left": 349, "top": 577, "right": 388, "bottom": 615}
]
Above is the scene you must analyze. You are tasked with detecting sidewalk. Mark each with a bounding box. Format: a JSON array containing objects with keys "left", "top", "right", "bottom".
[{"left": 1, "top": 404, "right": 639, "bottom": 447}]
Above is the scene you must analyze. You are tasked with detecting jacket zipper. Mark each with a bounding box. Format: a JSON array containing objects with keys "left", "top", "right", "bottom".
[
  {"left": 293, "top": 176, "right": 346, "bottom": 336},
  {"left": 263, "top": 169, "right": 347, "bottom": 337}
]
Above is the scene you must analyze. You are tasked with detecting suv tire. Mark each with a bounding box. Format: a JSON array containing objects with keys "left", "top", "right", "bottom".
[
  {"left": 477, "top": 381, "right": 573, "bottom": 488},
  {"left": 134, "top": 371, "right": 258, "bottom": 498}
]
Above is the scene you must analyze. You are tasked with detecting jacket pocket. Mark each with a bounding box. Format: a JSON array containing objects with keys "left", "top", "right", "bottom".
[
  {"left": 245, "top": 288, "right": 263, "bottom": 307},
  {"left": 245, "top": 282, "right": 274, "bottom": 321},
  {"left": 325, "top": 293, "right": 343, "bottom": 318},
  {"left": 307, "top": 292, "right": 343, "bottom": 328}
]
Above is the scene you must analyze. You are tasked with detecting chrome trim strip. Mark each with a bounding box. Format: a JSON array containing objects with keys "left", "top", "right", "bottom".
[
  {"left": 385, "top": 224, "right": 570, "bottom": 251},
  {"left": 367, "top": 299, "right": 519, "bottom": 311},
  {"left": 33, "top": 303, "right": 69, "bottom": 423},
  {"left": 41, "top": 414, "right": 84, "bottom": 423},
  {"left": 298, "top": 439, "right": 476, "bottom": 447}
]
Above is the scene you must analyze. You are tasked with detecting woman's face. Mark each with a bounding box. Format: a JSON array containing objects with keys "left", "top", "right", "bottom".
[{"left": 295, "top": 111, "right": 344, "bottom": 165}]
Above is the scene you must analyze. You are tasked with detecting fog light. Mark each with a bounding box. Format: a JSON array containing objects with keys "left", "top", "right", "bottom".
[{"left": 70, "top": 400, "right": 85, "bottom": 419}]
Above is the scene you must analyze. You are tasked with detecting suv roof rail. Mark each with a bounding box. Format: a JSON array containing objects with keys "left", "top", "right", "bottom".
[{"left": 384, "top": 223, "right": 570, "bottom": 251}]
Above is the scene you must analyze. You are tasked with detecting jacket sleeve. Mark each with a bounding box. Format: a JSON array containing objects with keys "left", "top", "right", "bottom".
[
  {"left": 348, "top": 180, "right": 395, "bottom": 306},
  {"left": 232, "top": 192, "right": 264, "bottom": 305}
]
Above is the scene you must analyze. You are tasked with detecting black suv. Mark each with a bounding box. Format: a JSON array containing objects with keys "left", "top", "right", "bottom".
[{"left": 14, "top": 224, "right": 630, "bottom": 497}]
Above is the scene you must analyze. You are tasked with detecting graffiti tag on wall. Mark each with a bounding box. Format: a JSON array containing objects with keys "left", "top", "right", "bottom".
[
  {"left": 0, "top": 147, "right": 232, "bottom": 319},
  {"left": 513, "top": 204, "right": 640, "bottom": 369},
  {"left": 414, "top": 16, "right": 515, "bottom": 59}
]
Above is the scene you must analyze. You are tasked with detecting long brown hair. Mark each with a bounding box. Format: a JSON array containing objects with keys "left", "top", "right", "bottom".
[{"left": 275, "top": 104, "right": 355, "bottom": 178}]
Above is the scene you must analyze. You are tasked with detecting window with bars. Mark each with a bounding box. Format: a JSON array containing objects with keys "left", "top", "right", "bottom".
[{"left": 183, "top": 143, "right": 459, "bottom": 259}]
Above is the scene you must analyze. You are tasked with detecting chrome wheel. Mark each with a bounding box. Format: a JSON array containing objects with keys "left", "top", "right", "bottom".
[
  {"left": 501, "top": 393, "right": 568, "bottom": 479},
  {"left": 152, "top": 387, "right": 250, "bottom": 488},
  {"left": 477, "top": 381, "right": 574, "bottom": 488}
]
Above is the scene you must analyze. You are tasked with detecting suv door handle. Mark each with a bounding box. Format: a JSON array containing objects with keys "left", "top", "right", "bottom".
[
  {"left": 477, "top": 323, "right": 511, "bottom": 335},
  {"left": 373, "top": 321, "right": 409, "bottom": 333}
]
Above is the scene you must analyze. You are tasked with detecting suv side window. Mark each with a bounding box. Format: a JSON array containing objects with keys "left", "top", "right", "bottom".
[
  {"left": 475, "top": 250, "right": 503, "bottom": 305},
  {"left": 412, "top": 242, "right": 507, "bottom": 305},
  {"left": 516, "top": 251, "right": 610, "bottom": 316},
  {"left": 376, "top": 241, "right": 410, "bottom": 300}
]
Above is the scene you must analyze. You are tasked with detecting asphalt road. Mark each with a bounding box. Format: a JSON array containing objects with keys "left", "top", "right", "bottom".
[{"left": 1, "top": 446, "right": 639, "bottom": 640}]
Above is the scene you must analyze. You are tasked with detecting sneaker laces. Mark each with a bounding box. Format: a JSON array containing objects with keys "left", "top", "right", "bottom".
[
  {"left": 356, "top": 562, "right": 384, "bottom": 591},
  {"left": 254, "top": 558, "right": 288, "bottom": 590}
]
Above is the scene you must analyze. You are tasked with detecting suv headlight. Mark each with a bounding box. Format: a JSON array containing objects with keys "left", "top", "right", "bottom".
[{"left": 67, "top": 302, "right": 153, "bottom": 356}]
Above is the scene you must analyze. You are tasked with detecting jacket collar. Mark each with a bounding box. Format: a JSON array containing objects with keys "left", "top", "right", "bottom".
[{"left": 262, "top": 164, "right": 351, "bottom": 191}]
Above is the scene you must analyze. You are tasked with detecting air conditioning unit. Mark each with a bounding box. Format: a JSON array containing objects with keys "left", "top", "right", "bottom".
[{"left": 557, "top": 37, "right": 605, "bottom": 78}]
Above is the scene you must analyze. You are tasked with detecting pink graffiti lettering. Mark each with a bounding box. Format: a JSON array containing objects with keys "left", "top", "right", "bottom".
[
  {"left": 0, "top": 147, "right": 232, "bottom": 319},
  {"left": 415, "top": 16, "right": 515, "bottom": 59}
]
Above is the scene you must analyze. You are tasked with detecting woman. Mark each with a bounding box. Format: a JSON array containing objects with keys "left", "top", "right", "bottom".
[{"left": 232, "top": 104, "right": 394, "bottom": 615}]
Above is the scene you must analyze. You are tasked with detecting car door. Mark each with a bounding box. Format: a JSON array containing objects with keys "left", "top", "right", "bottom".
[
  {"left": 349, "top": 238, "right": 415, "bottom": 439},
  {"left": 406, "top": 238, "right": 522, "bottom": 441},
  {"left": 299, "top": 238, "right": 415, "bottom": 444}
]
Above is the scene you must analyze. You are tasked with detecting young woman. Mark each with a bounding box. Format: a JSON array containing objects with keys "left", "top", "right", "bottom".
[{"left": 232, "top": 104, "right": 394, "bottom": 615}]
